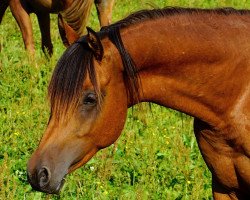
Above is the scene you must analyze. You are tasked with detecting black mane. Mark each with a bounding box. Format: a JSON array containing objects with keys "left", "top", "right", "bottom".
[{"left": 101, "top": 7, "right": 250, "bottom": 31}]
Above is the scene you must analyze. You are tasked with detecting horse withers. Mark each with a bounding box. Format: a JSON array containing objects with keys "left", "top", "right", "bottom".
[
  {"left": 0, "top": 0, "right": 114, "bottom": 55},
  {"left": 27, "top": 8, "right": 250, "bottom": 199}
]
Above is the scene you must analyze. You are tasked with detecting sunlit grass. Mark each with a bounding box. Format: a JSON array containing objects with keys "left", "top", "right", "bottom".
[{"left": 0, "top": 0, "right": 249, "bottom": 199}]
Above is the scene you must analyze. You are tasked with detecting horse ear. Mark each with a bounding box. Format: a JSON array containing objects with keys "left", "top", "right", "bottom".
[
  {"left": 86, "top": 27, "right": 104, "bottom": 61},
  {"left": 58, "top": 14, "right": 80, "bottom": 47}
]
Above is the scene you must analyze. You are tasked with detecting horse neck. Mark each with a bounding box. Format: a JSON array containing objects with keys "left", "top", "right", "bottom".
[{"left": 115, "top": 15, "right": 250, "bottom": 128}]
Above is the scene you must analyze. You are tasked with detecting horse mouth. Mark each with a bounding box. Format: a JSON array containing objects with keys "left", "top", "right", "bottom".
[
  {"left": 43, "top": 176, "right": 66, "bottom": 194},
  {"left": 54, "top": 177, "right": 66, "bottom": 194},
  {"left": 28, "top": 170, "right": 66, "bottom": 194}
]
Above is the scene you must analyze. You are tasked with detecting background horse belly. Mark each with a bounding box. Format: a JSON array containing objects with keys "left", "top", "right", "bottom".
[{"left": 26, "top": 0, "right": 71, "bottom": 13}]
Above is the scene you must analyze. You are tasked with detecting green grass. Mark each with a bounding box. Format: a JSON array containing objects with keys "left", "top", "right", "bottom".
[{"left": 1, "top": 0, "right": 250, "bottom": 199}]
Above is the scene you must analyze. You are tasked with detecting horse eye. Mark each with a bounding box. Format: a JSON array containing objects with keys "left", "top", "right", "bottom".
[{"left": 83, "top": 93, "right": 97, "bottom": 106}]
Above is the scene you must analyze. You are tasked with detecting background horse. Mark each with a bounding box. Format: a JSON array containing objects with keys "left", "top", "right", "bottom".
[
  {"left": 27, "top": 7, "right": 250, "bottom": 199},
  {"left": 0, "top": 0, "right": 114, "bottom": 55}
]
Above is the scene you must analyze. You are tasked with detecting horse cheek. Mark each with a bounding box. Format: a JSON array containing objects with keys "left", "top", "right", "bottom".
[{"left": 93, "top": 81, "right": 128, "bottom": 148}]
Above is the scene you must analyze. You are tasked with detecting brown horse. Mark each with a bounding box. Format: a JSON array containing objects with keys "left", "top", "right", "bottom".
[
  {"left": 27, "top": 7, "right": 250, "bottom": 199},
  {"left": 0, "top": 0, "right": 114, "bottom": 55}
]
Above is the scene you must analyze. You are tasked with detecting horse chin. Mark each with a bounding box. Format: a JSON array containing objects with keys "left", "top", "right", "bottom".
[
  {"left": 68, "top": 147, "right": 99, "bottom": 173},
  {"left": 68, "top": 157, "right": 86, "bottom": 173}
]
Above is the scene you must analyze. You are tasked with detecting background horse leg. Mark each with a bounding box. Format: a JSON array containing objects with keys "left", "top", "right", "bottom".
[
  {"left": 0, "top": 0, "right": 9, "bottom": 52},
  {"left": 36, "top": 12, "right": 53, "bottom": 56},
  {"left": 0, "top": 0, "right": 9, "bottom": 23},
  {"left": 94, "top": 0, "right": 115, "bottom": 27},
  {"left": 9, "top": 0, "right": 35, "bottom": 54}
]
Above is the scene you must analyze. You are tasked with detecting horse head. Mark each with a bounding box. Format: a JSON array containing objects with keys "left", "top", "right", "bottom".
[{"left": 27, "top": 27, "right": 129, "bottom": 193}]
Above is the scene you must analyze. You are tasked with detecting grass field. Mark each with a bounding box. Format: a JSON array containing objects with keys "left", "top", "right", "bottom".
[{"left": 0, "top": 0, "right": 249, "bottom": 199}]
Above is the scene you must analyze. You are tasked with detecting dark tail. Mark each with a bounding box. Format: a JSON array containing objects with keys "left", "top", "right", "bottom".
[{"left": 0, "top": 0, "right": 9, "bottom": 23}]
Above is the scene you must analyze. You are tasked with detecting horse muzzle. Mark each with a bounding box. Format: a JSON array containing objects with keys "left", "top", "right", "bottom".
[
  {"left": 27, "top": 164, "right": 66, "bottom": 194},
  {"left": 27, "top": 150, "right": 69, "bottom": 194}
]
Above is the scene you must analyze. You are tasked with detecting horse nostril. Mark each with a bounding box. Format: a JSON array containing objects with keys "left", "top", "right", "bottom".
[{"left": 38, "top": 167, "right": 51, "bottom": 188}]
